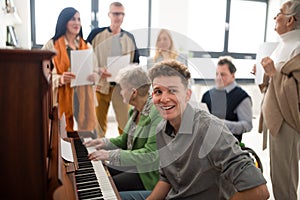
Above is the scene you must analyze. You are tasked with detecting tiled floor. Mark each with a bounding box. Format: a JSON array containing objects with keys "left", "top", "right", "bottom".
[{"left": 105, "top": 82, "right": 299, "bottom": 199}]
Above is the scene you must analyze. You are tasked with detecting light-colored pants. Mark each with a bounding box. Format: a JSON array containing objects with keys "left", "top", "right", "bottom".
[
  {"left": 95, "top": 85, "right": 129, "bottom": 137},
  {"left": 269, "top": 122, "right": 300, "bottom": 200}
]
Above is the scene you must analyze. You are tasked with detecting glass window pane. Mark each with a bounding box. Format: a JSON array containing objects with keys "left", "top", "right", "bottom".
[
  {"left": 35, "top": 1, "right": 91, "bottom": 45},
  {"left": 97, "top": 0, "right": 148, "bottom": 49},
  {"left": 150, "top": 0, "right": 189, "bottom": 36},
  {"left": 98, "top": 0, "right": 148, "bottom": 32},
  {"left": 150, "top": 0, "right": 199, "bottom": 53},
  {"left": 151, "top": 0, "right": 226, "bottom": 52},
  {"left": 228, "top": 0, "right": 267, "bottom": 53},
  {"left": 186, "top": 0, "right": 227, "bottom": 52}
]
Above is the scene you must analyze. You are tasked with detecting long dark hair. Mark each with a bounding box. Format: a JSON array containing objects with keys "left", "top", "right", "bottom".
[{"left": 52, "top": 7, "right": 83, "bottom": 42}]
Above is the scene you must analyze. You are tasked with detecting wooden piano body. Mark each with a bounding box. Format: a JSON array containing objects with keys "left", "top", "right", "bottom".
[{"left": 0, "top": 49, "right": 120, "bottom": 200}]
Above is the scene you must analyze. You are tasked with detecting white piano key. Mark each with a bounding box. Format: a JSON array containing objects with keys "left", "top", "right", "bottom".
[{"left": 84, "top": 137, "right": 118, "bottom": 200}]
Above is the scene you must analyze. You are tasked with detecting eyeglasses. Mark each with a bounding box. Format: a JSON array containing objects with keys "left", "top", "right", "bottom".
[
  {"left": 275, "top": 12, "right": 291, "bottom": 17},
  {"left": 110, "top": 12, "right": 125, "bottom": 17},
  {"left": 275, "top": 12, "right": 297, "bottom": 21}
]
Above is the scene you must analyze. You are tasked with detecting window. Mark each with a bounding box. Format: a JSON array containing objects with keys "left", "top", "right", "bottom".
[
  {"left": 97, "top": 0, "right": 148, "bottom": 32},
  {"left": 187, "top": 0, "right": 227, "bottom": 52},
  {"left": 32, "top": 0, "right": 267, "bottom": 56},
  {"left": 96, "top": 0, "right": 149, "bottom": 50},
  {"left": 186, "top": 0, "right": 267, "bottom": 59},
  {"left": 31, "top": 0, "right": 268, "bottom": 79},
  {"left": 31, "top": 0, "right": 149, "bottom": 48},
  {"left": 229, "top": 0, "right": 267, "bottom": 53},
  {"left": 149, "top": 0, "right": 268, "bottom": 79},
  {"left": 148, "top": 0, "right": 267, "bottom": 60},
  {"left": 32, "top": 0, "right": 91, "bottom": 46}
]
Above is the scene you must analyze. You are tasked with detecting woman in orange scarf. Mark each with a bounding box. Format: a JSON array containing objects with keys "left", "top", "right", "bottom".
[{"left": 43, "top": 7, "right": 98, "bottom": 135}]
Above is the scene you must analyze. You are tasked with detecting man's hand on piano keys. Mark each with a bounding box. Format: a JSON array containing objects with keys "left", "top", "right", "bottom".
[
  {"left": 88, "top": 149, "right": 110, "bottom": 161},
  {"left": 83, "top": 138, "right": 105, "bottom": 150}
]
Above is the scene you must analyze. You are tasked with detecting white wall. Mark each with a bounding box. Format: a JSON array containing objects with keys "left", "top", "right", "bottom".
[
  {"left": 14, "top": 0, "right": 31, "bottom": 48},
  {"left": 0, "top": 0, "right": 31, "bottom": 48}
]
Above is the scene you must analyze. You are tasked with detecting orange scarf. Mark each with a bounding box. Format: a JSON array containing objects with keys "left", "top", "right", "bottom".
[{"left": 53, "top": 36, "right": 97, "bottom": 132}]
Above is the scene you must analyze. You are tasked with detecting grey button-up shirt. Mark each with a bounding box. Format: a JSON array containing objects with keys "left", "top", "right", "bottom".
[{"left": 156, "top": 103, "right": 266, "bottom": 200}]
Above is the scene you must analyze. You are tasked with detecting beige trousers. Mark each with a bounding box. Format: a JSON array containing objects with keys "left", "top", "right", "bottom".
[
  {"left": 269, "top": 122, "right": 300, "bottom": 200},
  {"left": 95, "top": 85, "right": 129, "bottom": 138}
]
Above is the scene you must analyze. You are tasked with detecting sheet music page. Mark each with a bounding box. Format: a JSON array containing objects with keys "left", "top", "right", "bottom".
[
  {"left": 70, "top": 49, "right": 94, "bottom": 87},
  {"left": 255, "top": 42, "right": 278, "bottom": 85},
  {"left": 61, "top": 138, "right": 74, "bottom": 162},
  {"left": 107, "top": 54, "right": 130, "bottom": 82}
]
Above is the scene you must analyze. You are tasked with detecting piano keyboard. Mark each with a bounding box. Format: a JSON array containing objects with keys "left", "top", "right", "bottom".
[{"left": 74, "top": 138, "right": 118, "bottom": 200}]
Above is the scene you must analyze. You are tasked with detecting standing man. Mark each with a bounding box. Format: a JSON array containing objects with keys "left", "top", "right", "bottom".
[
  {"left": 201, "top": 57, "right": 253, "bottom": 142},
  {"left": 260, "top": 0, "right": 300, "bottom": 199},
  {"left": 86, "top": 2, "right": 140, "bottom": 137}
]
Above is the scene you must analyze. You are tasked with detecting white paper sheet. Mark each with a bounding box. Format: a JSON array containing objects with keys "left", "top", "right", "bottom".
[
  {"left": 70, "top": 49, "right": 94, "bottom": 87},
  {"left": 107, "top": 54, "right": 130, "bottom": 82},
  {"left": 61, "top": 138, "right": 74, "bottom": 162},
  {"left": 255, "top": 42, "right": 278, "bottom": 84}
]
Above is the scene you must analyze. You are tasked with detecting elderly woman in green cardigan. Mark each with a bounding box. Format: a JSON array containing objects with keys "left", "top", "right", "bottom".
[{"left": 84, "top": 65, "right": 161, "bottom": 192}]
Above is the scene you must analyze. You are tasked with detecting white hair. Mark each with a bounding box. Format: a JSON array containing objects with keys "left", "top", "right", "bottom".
[
  {"left": 116, "top": 64, "right": 151, "bottom": 96},
  {"left": 285, "top": 0, "right": 300, "bottom": 29}
]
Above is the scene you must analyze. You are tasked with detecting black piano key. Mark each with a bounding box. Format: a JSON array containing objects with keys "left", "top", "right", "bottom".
[
  {"left": 77, "top": 188, "right": 103, "bottom": 199},
  {"left": 77, "top": 157, "right": 89, "bottom": 162},
  {"left": 77, "top": 156, "right": 90, "bottom": 162},
  {"left": 78, "top": 193, "right": 103, "bottom": 199},
  {"left": 80, "top": 198, "right": 104, "bottom": 200},
  {"left": 73, "top": 138, "right": 117, "bottom": 200},
  {"left": 77, "top": 181, "right": 101, "bottom": 190},
  {"left": 78, "top": 161, "right": 93, "bottom": 168},
  {"left": 75, "top": 173, "right": 98, "bottom": 182},
  {"left": 76, "top": 168, "right": 95, "bottom": 175}
]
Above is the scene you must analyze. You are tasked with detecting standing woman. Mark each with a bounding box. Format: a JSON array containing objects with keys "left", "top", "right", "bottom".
[
  {"left": 147, "top": 29, "right": 187, "bottom": 69},
  {"left": 43, "top": 7, "right": 98, "bottom": 134}
]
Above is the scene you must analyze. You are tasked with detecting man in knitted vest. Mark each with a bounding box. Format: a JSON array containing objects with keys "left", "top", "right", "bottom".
[{"left": 201, "top": 56, "right": 253, "bottom": 142}]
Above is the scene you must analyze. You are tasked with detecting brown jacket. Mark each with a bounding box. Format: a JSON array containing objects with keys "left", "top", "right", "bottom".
[
  {"left": 261, "top": 54, "right": 300, "bottom": 136},
  {"left": 88, "top": 27, "right": 139, "bottom": 94}
]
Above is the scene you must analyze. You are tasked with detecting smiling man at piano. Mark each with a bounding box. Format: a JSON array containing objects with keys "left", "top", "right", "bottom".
[
  {"left": 143, "top": 60, "right": 270, "bottom": 200},
  {"left": 84, "top": 65, "right": 162, "bottom": 193}
]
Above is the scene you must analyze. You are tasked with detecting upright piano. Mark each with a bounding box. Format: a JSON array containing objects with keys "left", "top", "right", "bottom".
[{"left": 0, "top": 49, "right": 120, "bottom": 200}]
